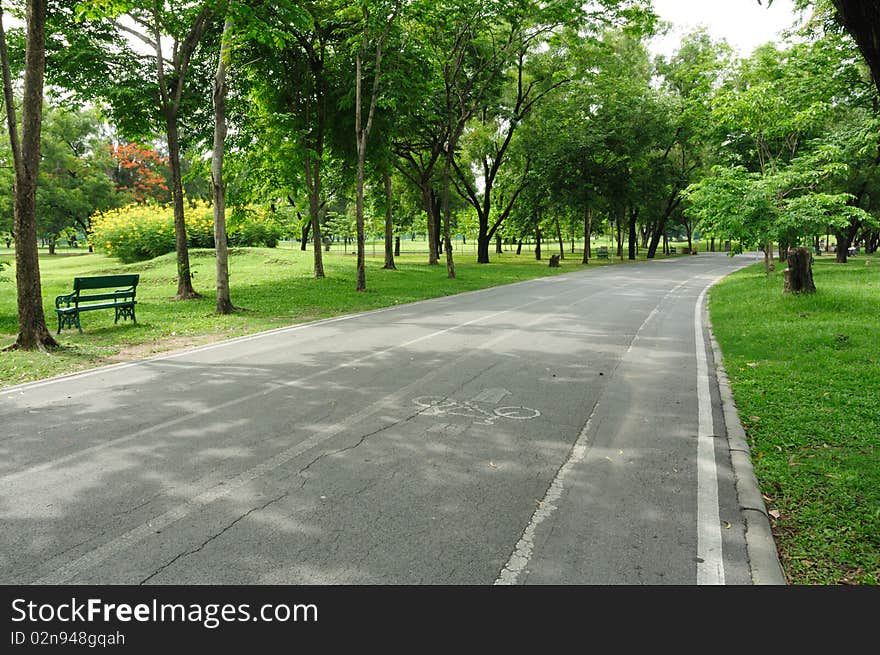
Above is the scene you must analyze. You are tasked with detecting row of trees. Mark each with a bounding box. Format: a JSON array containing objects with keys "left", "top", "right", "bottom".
[{"left": 2, "top": 0, "right": 880, "bottom": 350}]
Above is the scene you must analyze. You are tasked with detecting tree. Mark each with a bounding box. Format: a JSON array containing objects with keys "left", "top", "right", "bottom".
[
  {"left": 49, "top": 1, "right": 221, "bottom": 299},
  {"left": 240, "top": 1, "right": 345, "bottom": 280},
  {"left": 36, "top": 108, "right": 120, "bottom": 253},
  {"left": 683, "top": 35, "right": 876, "bottom": 279},
  {"left": 647, "top": 30, "right": 732, "bottom": 259},
  {"left": 109, "top": 141, "right": 170, "bottom": 204},
  {"left": 0, "top": 0, "right": 57, "bottom": 350},
  {"left": 212, "top": 12, "right": 233, "bottom": 314},
  {"left": 353, "top": 0, "right": 399, "bottom": 291}
]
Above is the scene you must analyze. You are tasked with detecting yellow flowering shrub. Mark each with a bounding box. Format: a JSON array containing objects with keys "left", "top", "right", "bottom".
[{"left": 90, "top": 202, "right": 282, "bottom": 263}]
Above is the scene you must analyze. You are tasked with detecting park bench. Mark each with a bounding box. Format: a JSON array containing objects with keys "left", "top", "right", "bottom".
[
  {"left": 55, "top": 274, "right": 139, "bottom": 334},
  {"left": 596, "top": 246, "right": 609, "bottom": 259}
]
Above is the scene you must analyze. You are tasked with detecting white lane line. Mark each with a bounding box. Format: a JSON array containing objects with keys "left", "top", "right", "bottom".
[
  {"left": 30, "top": 281, "right": 618, "bottom": 584},
  {"left": 2, "top": 274, "right": 650, "bottom": 486},
  {"left": 495, "top": 277, "right": 693, "bottom": 585},
  {"left": 695, "top": 284, "right": 725, "bottom": 585}
]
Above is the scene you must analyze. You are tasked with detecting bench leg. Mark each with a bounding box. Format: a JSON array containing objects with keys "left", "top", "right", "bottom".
[
  {"left": 115, "top": 304, "right": 136, "bottom": 325},
  {"left": 56, "top": 312, "right": 81, "bottom": 333}
]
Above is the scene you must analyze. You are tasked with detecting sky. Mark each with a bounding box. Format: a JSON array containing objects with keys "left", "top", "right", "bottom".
[{"left": 648, "top": 0, "right": 804, "bottom": 58}]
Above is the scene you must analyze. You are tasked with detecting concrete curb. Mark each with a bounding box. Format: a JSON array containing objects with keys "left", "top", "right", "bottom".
[{"left": 708, "top": 324, "right": 788, "bottom": 585}]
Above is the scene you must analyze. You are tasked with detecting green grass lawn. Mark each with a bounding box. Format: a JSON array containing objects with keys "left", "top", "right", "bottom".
[
  {"left": 709, "top": 254, "right": 880, "bottom": 585},
  {"left": 1, "top": 242, "right": 672, "bottom": 387}
]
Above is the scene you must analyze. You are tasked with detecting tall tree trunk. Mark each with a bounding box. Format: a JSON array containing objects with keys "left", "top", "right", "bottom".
[
  {"left": 1, "top": 0, "right": 57, "bottom": 350},
  {"left": 535, "top": 226, "right": 542, "bottom": 261},
  {"left": 422, "top": 184, "right": 438, "bottom": 265},
  {"left": 383, "top": 171, "right": 396, "bottom": 270},
  {"left": 582, "top": 206, "right": 591, "bottom": 264},
  {"left": 495, "top": 233, "right": 502, "bottom": 254},
  {"left": 355, "top": 45, "right": 367, "bottom": 292},
  {"left": 442, "top": 151, "right": 455, "bottom": 279},
  {"left": 516, "top": 238, "right": 522, "bottom": 255},
  {"left": 628, "top": 206, "right": 637, "bottom": 260},
  {"left": 212, "top": 16, "right": 234, "bottom": 314},
  {"left": 305, "top": 154, "right": 325, "bottom": 279},
  {"left": 300, "top": 217, "right": 310, "bottom": 250},
  {"left": 554, "top": 211, "right": 564, "bottom": 259},
  {"left": 646, "top": 191, "right": 681, "bottom": 259},
  {"left": 835, "top": 227, "right": 855, "bottom": 263},
  {"left": 764, "top": 240, "right": 776, "bottom": 273},
  {"left": 166, "top": 119, "right": 198, "bottom": 299},
  {"left": 477, "top": 234, "right": 490, "bottom": 264},
  {"left": 616, "top": 212, "right": 623, "bottom": 258}
]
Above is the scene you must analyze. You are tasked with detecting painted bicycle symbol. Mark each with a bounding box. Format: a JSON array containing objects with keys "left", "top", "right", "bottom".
[{"left": 412, "top": 396, "right": 541, "bottom": 426}]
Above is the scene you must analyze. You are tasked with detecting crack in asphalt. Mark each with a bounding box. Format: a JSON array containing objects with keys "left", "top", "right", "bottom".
[
  {"left": 294, "top": 358, "right": 504, "bottom": 491},
  {"left": 138, "top": 491, "right": 290, "bottom": 585},
  {"left": 296, "top": 407, "right": 428, "bottom": 487}
]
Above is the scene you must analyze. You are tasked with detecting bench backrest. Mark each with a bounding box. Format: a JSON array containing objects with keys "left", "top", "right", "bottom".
[{"left": 73, "top": 275, "right": 139, "bottom": 292}]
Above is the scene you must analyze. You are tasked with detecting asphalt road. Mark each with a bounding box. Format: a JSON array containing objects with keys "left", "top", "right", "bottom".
[{"left": 1, "top": 251, "right": 766, "bottom": 585}]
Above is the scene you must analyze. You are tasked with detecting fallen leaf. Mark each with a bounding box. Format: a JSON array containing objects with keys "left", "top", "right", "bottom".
[
  {"left": 769, "top": 509, "right": 781, "bottom": 520},
  {"left": 749, "top": 416, "right": 761, "bottom": 422},
  {"left": 724, "top": 521, "right": 731, "bottom": 529},
  {"left": 488, "top": 461, "right": 497, "bottom": 469},
  {"left": 788, "top": 455, "right": 801, "bottom": 467},
  {"left": 747, "top": 362, "right": 759, "bottom": 368}
]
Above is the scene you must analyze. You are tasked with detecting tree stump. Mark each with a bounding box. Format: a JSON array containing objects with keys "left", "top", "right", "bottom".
[
  {"left": 783, "top": 246, "right": 816, "bottom": 294},
  {"left": 549, "top": 254, "right": 560, "bottom": 268}
]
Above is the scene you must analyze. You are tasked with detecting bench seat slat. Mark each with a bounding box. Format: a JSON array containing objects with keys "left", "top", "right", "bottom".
[{"left": 57, "top": 300, "right": 135, "bottom": 314}]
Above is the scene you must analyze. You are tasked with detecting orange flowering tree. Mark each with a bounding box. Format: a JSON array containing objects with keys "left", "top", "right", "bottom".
[{"left": 109, "top": 142, "right": 171, "bottom": 204}]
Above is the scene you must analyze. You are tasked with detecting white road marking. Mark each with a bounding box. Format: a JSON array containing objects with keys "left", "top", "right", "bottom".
[
  {"left": 25, "top": 279, "right": 618, "bottom": 583},
  {"left": 695, "top": 284, "right": 725, "bottom": 585},
  {"left": 495, "top": 277, "right": 694, "bottom": 585},
  {"left": 1, "top": 291, "right": 573, "bottom": 487}
]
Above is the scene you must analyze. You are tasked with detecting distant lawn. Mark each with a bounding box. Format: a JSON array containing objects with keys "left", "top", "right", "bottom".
[
  {"left": 0, "top": 242, "right": 674, "bottom": 387},
  {"left": 709, "top": 254, "right": 880, "bottom": 585}
]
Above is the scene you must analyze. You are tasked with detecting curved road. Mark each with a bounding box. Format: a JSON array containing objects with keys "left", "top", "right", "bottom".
[{"left": 1, "top": 252, "right": 771, "bottom": 585}]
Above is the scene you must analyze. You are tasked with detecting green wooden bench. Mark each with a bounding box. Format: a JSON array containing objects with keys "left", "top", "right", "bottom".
[
  {"left": 55, "top": 274, "right": 139, "bottom": 334},
  {"left": 596, "top": 246, "right": 609, "bottom": 259}
]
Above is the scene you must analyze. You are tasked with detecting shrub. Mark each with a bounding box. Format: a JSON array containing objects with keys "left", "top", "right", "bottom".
[
  {"left": 90, "top": 202, "right": 281, "bottom": 262},
  {"left": 227, "top": 207, "right": 282, "bottom": 248}
]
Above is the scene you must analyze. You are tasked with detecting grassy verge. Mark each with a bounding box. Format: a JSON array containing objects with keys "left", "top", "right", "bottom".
[
  {"left": 0, "top": 244, "right": 663, "bottom": 387},
  {"left": 709, "top": 254, "right": 879, "bottom": 585}
]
